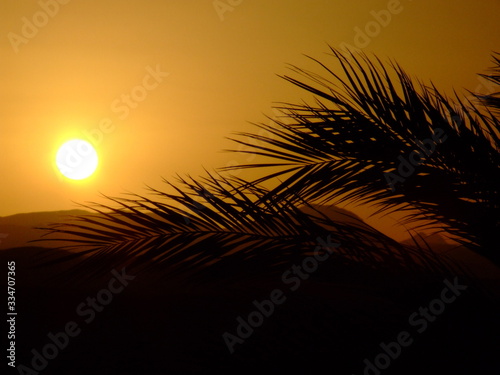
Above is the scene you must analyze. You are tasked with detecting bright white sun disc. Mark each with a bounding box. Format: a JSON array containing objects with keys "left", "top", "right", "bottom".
[{"left": 56, "top": 139, "right": 98, "bottom": 180}]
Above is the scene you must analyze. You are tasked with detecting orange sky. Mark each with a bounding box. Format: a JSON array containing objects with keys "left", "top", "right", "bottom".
[{"left": 1, "top": 0, "right": 499, "bottom": 239}]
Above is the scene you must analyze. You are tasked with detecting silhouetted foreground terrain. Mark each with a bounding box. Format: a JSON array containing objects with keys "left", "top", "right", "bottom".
[
  {"left": 0, "top": 210, "right": 89, "bottom": 250},
  {"left": 2, "top": 230, "right": 499, "bottom": 374}
]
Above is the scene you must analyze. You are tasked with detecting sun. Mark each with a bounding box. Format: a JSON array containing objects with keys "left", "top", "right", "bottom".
[{"left": 56, "top": 139, "right": 98, "bottom": 180}]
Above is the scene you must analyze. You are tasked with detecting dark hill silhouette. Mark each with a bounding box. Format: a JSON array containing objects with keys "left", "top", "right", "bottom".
[
  {"left": 0, "top": 206, "right": 369, "bottom": 251},
  {"left": 0, "top": 209, "right": 89, "bottom": 249}
]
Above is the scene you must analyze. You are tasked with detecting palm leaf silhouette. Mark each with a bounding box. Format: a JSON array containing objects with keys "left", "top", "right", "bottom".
[
  {"left": 474, "top": 53, "right": 500, "bottom": 112},
  {"left": 36, "top": 172, "right": 459, "bottom": 282},
  {"left": 34, "top": 48, "right": 497, "bottom": 284},
  {"left": 25, "top": 48, "right": 499, "bottom": 375},
  {"left": 223, "top": 48, "right": 500, "bottom": 265}
]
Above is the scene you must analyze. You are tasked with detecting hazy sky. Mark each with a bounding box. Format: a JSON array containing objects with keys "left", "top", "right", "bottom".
[{"left": 1, "top": 0, "right": 499, "bottom": 229}]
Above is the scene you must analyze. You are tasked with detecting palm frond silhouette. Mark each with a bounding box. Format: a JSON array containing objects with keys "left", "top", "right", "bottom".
[
  {"left": 223, "top": 48, "right": 500, "bottom": 265},
  {"left": 475, "top": 53, "right": 500, "bottom": 113},
  {"left": 37, "top": 48, "right": 498, "bottom": 280},
  {"left": 27, "top": 48, "right": 500, "bottom": 375},
  {"left": 37, "top": 172, "right": 458, "bottom": 282}
]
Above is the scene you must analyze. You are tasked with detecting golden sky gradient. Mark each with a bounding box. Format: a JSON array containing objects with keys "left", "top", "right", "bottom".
[{"left": 1, "top": 0, "right": 499, "bottom": 239}]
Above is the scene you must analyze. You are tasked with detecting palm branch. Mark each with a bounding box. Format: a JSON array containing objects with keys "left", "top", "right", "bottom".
[
  {"left": 474, "top": 52, "right": 500, "bottom": 112},
  {"left": 35, "top": 172, "right": 460, "bottom": 283},
  {"left": 222, "top": 48, "right": 500, "bottom": 265}
]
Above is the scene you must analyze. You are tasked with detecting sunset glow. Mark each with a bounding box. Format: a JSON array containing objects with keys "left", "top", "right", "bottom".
[{"left": 1, "top": 2, "right": 499, "bottom": 373}]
